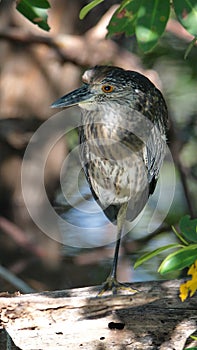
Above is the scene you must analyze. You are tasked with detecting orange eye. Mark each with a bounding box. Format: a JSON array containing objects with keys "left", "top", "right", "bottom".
[{"left": 102, "top": 85, "right": 114, "bottom": 93}]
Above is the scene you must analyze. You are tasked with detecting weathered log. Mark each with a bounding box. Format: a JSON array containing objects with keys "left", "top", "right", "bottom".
[{"left": 0, "top": 280, "right": 197, "bottom": 350}]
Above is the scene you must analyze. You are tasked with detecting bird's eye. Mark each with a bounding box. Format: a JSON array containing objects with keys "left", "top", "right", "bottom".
[{"left": 102, "top": 85, "right": 114, "bottom": 93}]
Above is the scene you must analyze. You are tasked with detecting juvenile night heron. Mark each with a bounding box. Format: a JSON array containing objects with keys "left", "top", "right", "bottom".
[{"left": 51, "top": 65, "right": 168, "bottom": 295}]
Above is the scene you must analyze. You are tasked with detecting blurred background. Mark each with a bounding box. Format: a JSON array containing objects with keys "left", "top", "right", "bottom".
[{"left": 0, "top": 0, "right": 196, "bottom": 294}]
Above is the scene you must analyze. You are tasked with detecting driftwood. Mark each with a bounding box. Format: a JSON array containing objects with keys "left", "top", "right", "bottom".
[{"left": 0, "top": 280, "right": 197, "bottom": 350}]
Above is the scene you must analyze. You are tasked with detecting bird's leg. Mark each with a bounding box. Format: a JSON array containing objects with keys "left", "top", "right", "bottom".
[
  {"left": 98, "top": 203, "right": 139, "bottom": 296},
  {"left": 110, "top": 203, "right": 127, "bottom": 281}
]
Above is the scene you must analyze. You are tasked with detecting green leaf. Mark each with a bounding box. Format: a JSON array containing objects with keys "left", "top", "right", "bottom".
[
  {"left": 136, "top": 0, "right": 170, "bottom": 52},
  {"left": 184, "top": 347, "right": 197, "bottom": 350},
  {"left": 190, "top": 336, "right": 197, "bottom": 340},
  {"left": 134, "top": 244, "right": 182, "bottom": 269},
  {"left": 107, "top": 0, "right": 141, "bottom": 37},
  {"left": 172, "top": 225, "right": 189, "bottom": 245},
  {"left": 173, "top": 0, "right": 197, "bottom": 37},
  {"left": 27, "top": 0, "right": 50, "bottom": 9},
  {"left": 79, "top": 0, "right": 104, "bottom": 20},
  {"left": 16, "top": 0, "right": 50, "bottom": 31},
  {"left": 158, "top": 245, "right": 197, "bottom": 274},
  {"left": 179, "top": 215, "right": 197, "bottom": 243}
]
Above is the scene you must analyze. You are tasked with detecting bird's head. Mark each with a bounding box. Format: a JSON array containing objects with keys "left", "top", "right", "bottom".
[{"left": 51, "top": 66, "right": 141, "bottom": 110}]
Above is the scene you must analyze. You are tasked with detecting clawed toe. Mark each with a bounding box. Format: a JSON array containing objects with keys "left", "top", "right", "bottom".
[{"left": 97, "top": 276, "right": 139, "bottom": 296}]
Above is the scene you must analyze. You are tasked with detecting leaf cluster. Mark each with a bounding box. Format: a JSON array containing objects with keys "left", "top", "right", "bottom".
[
  {"left": 16, "top": 0, "right": 197, "bottom": 54},
  {"left": 134, "top": 216, "right": 197, "bottom": 275},
  {"left": 80, "top": 0, "right": 197, "bottom": 53}
]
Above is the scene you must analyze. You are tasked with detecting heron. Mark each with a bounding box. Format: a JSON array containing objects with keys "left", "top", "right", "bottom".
[{"left": 51, "top": 65, "right": 168, "bottom": 295}]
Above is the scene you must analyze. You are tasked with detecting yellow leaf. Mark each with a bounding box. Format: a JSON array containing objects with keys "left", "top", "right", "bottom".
[
  {"left": 179, "top": 282, "right": 189, "bottom": 301},
  {"left": 188, "top": 260, "right": 197, "bottom": 275},
  {"left": 180, "top": 260, "right": 197, "bottom": 301}
]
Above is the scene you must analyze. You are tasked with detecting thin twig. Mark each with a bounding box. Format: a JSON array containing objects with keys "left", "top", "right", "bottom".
[
  {"left": 0, "top": 264, "right": 35, "bottom": 293},
  {"left": 0, "top": 29, "right": 76, "bottom": 65},
  {"left": 168, "top": 117, "right": 196, "bottom": 219},
  {"left": 176, "top": 160, "right": 195, "bottom": 219},
  {"left": 166, "top": 18, "right": 197, "bottom": 45},
  {"left": 0, "top": 216, "right": 46, "bottom": 258}
]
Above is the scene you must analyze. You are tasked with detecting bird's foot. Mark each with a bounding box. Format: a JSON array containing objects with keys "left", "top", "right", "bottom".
[{"left": 97, "top": 276, "right": 139, "bottom": 296}]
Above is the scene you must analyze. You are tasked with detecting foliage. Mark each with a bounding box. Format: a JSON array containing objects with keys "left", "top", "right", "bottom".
[
  {"left": 80, "top": 0, "right": 197, "bottom": 53},
  {"left": 79, "top": 0, "right": 105, "bottom": 20},
  {"left": 185, "top": 335, "right": 197, "bottom": 350},
  {"left": 16, "top": 0, "right": 50, "bottom": 31},
  {"left": 108, "top": 0, "right": 170, "bottom": 52},
  {"left": 184, "top": 334, "right": 197, "bottom": 350},
  {"left": 16, "top": 0, "right": 197, "bottom": 53},
  {"left": 134, "top": 216, "right": 197, "bottom": 301},
  {"left": 173, "top": 0, "right": 197, "bottom": 37}
]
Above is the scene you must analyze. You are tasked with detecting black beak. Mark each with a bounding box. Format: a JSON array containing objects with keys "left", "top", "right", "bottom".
[{"left": 51, "top": 84, "right": 94, "bottom": 108}]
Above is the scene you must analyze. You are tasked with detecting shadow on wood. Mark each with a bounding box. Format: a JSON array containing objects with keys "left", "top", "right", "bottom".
[{"left": 0, "top": 280, "right": 197, "bottom": 350}]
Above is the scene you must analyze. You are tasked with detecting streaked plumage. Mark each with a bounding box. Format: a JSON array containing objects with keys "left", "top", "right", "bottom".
[{"left": 52, "top": 65, "right": 168, "bottom": 295}]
